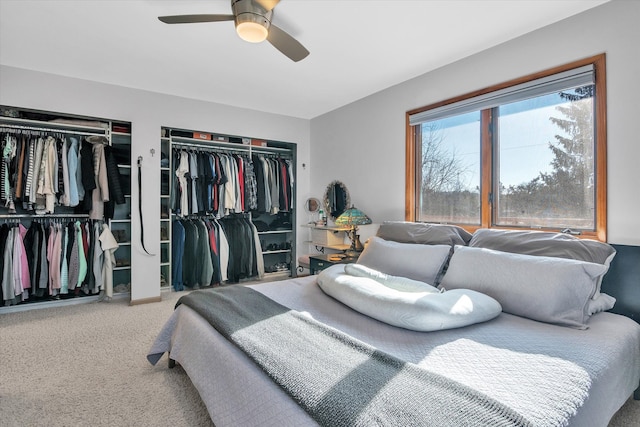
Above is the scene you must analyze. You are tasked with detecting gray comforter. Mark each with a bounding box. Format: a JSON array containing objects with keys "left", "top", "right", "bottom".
[
  {"left": 147, "top": 276, "right": 640, "bottom": 427},
  {"left": 173, "top": 287, "right": 532, "bottom": 427}
]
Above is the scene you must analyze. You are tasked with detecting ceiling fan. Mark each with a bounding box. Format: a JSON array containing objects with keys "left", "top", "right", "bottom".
[{"left": 158, "top": 0, "right": 309, "bottom": 62}]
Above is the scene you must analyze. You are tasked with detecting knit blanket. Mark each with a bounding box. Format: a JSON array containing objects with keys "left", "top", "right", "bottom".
[{"left": 176, "top": 287, "right": 534, "bottom": 427}]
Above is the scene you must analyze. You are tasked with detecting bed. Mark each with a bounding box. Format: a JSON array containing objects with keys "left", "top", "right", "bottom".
[{"left": 147, "top": 224, "right": 640, "bottom": 427}]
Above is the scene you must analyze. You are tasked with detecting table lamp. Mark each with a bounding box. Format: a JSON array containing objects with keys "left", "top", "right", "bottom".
[{"left": 334, "top": 205, "right": 372, "bottom": 257}]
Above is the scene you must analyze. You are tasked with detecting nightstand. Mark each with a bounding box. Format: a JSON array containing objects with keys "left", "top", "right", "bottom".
[{"left": 309, "top": 253, "right": 359, "bottom": 274}]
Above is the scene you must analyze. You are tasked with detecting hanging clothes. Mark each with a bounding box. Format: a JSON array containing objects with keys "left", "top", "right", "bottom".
[
  {"left": 89, "top": 142, "right": 110, "bottom": 220},
  {"left": 171, "top": 219, "right": 185, "bottom": 291},
  {"left": 103, "top": 145, "right": 125, "bottom": 220},
  {"left": 66, "top": 221, "right": 78, "bottom": 291},
  {"left": 67, "top": 136, "right": 80, "bottom": 207},
  {"left": 1, "top": 134, "right": 17, "bottom": 213},
  {"left": 170, "top": 214, "right": 262, "bottom": 288},
  {"left": 99, "top": 223, "right": 119, "bottom": 299},
  {"left": 170, "top": 147, "right": 293, "bottom": 218},
  {"left": 0, "top": 218, "right": 111, "bottom": 306},
  {"left": 167, "top": 143, "right": 291, "bottom": 289},
  {"left": 1, "top": 224, "right": 16, "bottom": 305},
  {"left": 13, "top": 224, "right": 31, "bottom": 301},
  {"left": 0, "top": 131, "right": 126, "bottom": 216}
]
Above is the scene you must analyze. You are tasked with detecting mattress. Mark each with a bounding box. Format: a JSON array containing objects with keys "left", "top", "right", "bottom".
[{"left": 147, "top": 275, "right": 640, "bottom": 426}]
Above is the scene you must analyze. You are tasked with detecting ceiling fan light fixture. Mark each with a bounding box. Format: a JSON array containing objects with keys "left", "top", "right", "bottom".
[
  {"left": 159, "top": 0, "right": 308, "bottom": 62},
  {"left": 236, "top": 21, "right": 268, "bottom": 43}
]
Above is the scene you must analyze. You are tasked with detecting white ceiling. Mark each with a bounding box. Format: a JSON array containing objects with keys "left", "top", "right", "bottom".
[{"left": 0, "top": 0, "right": 609, "bottom": 119}]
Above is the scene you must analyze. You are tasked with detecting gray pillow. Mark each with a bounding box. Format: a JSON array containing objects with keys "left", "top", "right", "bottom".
[
  {"left": 357, "top": 236, "right": 451, "bottom": 285},
  {"left": 439, "top": 246, "right": 609, "bottom": 329},
  {"left": 377, "top": 221, "right": 472, "bottom": 246},
  {"left": 469, "top": 228, "right": 616, "bottom": 297},
  {"left": 469, "top": 228, "right": 615, "bottom": 264}
]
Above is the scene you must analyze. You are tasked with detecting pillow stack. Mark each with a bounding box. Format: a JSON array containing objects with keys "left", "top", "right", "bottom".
[{"left": 354, "top": 223, "right": 617, "bottom": 329}]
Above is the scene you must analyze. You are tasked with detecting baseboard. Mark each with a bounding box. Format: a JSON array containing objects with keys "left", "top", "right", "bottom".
[
  {"left": 0, "top": 292, "right": 130, "bottom": 314},
  {"left": 129, "top": 296, "right": 162, "bottom": 306}
]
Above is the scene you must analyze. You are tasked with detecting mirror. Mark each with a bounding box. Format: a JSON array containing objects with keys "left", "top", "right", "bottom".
[
  {"left": 323, "top": 180, "right": 350, "bottom": 221},
  {"left": 305, "top": 197, "right": 321, "bottom": 213}
]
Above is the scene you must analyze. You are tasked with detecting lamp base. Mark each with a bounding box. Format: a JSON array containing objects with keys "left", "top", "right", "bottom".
[
  {"left": 353, "top": 234, "right": 364, "bottom": 252},
  {"left": 344, "top": 249, "right": 359, "bottom": 258},
  {"left": 344, "top": 231, "right": 364, "bottom": 258}
]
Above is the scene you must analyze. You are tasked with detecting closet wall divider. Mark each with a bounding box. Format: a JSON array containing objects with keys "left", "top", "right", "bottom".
[
  {"left": 1, "top": 106, "right": 132, "bottom": 312},
  {"left": 161, "top": 127, "right": 297, "bottom": 290}
]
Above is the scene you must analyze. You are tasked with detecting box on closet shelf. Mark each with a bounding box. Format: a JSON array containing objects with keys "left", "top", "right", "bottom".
[
  {"left": 213, "top": 134, "right": 230, "bottom": 142},
  {"left": 240, "top": 137, "right": 267, "bottom": 146},
  {"left": 193, "top": 132, "right": 211, "bottom": 141}
]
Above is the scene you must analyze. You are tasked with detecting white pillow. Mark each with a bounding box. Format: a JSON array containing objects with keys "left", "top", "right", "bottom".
[
  {"left": 344, "top": 263, "right": 439, "bottom": 293},
  {"left": 439, "top": 246, "right": 609, "bottom": 329},
  {"left": 317, "top": 265, "right": 502, "bottom": 332},
  {"left": 356, "top": 236, "right": 451, "bottom": 285}
]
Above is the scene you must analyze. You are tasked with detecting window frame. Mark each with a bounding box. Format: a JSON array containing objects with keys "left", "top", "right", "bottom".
[{"left": 405, "top": 54, "right": 607, "bottom": 241}]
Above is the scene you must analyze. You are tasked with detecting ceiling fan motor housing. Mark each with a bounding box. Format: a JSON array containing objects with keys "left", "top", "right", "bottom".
[{"left": 232, "top": 0, "right": 273, "bottom": 42}]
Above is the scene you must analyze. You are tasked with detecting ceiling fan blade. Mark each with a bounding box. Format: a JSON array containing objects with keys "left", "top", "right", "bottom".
[
  {"left": 255, "top": 0, "right": 280, "bottom": 11},
  {"left": 267, "top": 24, "right": 309, "bottom": 62},
  {"left": 158, "top": 14, "right": 234, "bottom": 24}
]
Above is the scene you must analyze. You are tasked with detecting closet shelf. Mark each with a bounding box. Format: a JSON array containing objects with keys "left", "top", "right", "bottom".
[
  {"left": 0, "top": 213, "right": 90, "bottom": 219},
  {"left": 171, "top": 136, "right": 291, "bottom": 155},
  {"left": 262, "top": 249, "right": 291, "bottom": 255},
  {"left": 258, "top": 230, "right": 293, "bottom": 235},
  {"left": 0, "top": 115, "right": 109, "bottom": 135}
]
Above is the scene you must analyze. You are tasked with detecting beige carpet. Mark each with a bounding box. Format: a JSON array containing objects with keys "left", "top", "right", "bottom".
[{"left": 1, "top": 291, "right": 638, "bottom": 427}]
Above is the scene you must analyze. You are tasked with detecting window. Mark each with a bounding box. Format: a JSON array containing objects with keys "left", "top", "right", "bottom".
[{"left": 406, "top": 55, "right": 607, "bottom": 241}]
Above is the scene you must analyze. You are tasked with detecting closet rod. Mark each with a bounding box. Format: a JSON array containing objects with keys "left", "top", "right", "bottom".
[
  {"left": 173, "top": 146, "right": 293, "bottom": 158},
  {"left": 171, "top": 142, "right": 292, "bottom": 159},
  {"left": 170, "top": 137, "right": 290, "bottom": 154},
  {"left": 0, "top": 123, "right": 108, "bottom": 138},
  {"left": 0, "top": 213, "right": 90, "bottom": 219}
]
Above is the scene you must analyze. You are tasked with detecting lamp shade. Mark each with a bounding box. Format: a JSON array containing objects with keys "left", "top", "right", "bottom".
[{"left": 334, "top": 205, "right": 372, "bottom": 227}]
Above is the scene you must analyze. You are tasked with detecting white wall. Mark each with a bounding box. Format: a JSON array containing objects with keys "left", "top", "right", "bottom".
[
  {"left": 310, "top": 0, "right": 640, "bottom": 246},
  {"left": 0, "top": 66, "right": 310, "bottom": 301}
]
